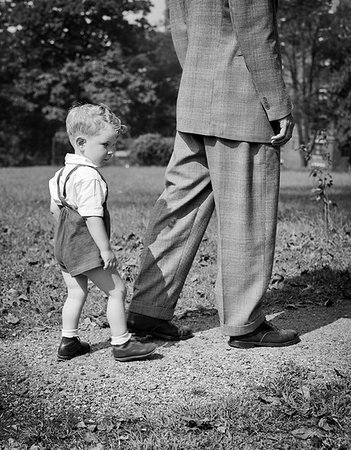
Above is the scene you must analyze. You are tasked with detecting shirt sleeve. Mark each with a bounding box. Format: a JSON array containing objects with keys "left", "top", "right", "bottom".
[
  {"left": 49, "top": 173, "right": 62, "bottom": 206},
  {"left": 75, "top": 178, "right": 107, "bottom": 217}
]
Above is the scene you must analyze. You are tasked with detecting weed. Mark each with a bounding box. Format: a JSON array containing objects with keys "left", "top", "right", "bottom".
[{"left": 298, "top": 130, "right": 336, "bottom": 234}]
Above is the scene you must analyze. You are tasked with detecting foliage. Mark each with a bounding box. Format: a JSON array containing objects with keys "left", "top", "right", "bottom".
[
  {"left": 278, "top": 0, "right": 351, "bottom": 160},
  {"left": 299, "top": 130, "right": 335, "bottom": 232},
  {"left": 0, "top": 0, "right": 181, "bottom": 165},
  {"left": 130, "top": 133, "right": 174, "bottom": 166}
]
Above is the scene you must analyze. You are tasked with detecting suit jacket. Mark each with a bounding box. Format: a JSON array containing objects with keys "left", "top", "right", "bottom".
[{"left": 169, "top": 0, "right": 292, "bottom": 143}]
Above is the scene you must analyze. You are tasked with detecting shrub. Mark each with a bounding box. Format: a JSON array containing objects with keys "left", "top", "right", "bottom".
[
  {"left": 51, "top": 130, "right": 72, "bottom": 165},
  {"left": 130, "top": 133, "right": 174, "bottom": 166}
]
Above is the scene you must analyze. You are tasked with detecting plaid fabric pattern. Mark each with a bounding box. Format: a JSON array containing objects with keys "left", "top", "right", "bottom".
[
  {"left": 169, "top": 0, "right": 292, "bottom": 142},
  {"left": 130, "top": 133, "right": 280, "bottom": 335}
]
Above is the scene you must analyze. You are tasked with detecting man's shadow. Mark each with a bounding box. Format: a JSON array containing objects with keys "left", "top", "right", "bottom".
[{"left": 173, "top": 267, "right": 351, "bottom": 337}]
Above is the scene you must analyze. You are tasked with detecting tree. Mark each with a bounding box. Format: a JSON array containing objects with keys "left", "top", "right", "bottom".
[
  {"left": 0, "top": 0, "right": 153, "bottom": 164},
  {"left": 323, "top": 0, "right": 351, "bottom": 157},
  {"left": 128, "top": 28, "right": 181, "bottom": 136},
  {"left": 278, "top": 0, "right": 351, "bottom": 162},
  {"left": 278, "top": 1, "right": 334, "bottom": 157}
]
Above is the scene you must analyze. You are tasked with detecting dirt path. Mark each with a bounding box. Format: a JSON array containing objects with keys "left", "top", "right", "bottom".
[{"left": 1, "top": 301, "right": 350, "bottom": 447}]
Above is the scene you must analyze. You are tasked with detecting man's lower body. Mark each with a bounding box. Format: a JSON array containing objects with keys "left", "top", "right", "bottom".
[{"left": 127, "top": 132, "right": 299, "bottom": 347}]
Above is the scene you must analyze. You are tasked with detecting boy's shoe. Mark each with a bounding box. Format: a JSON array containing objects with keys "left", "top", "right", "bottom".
[
  {"left": 112, "top": 338, "right": 157, "bottom": 362},
  {"left": 58, "top": 336, "right": 91, "bottom": 361}
]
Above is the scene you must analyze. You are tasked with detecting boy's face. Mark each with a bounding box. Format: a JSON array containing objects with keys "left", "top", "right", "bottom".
[{"left": 78, "top": 124, "right": 117, "bottom": 167}]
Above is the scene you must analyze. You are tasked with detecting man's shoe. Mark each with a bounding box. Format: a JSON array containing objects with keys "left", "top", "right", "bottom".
[
  {"left": 229, "top": 321, "right": 300, "bottom": 349},
  {"left": 112, "top": 338, "right": 157, "bottom": 362},
  {"left": 58, "top": 336, "right": 91, "bottom": 360},
  {"left": 127, "top": 312, "right": 194, "bottom": 341}
]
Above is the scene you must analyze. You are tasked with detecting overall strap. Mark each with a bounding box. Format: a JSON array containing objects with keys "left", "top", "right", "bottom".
[{"left": 57, "top": 164, "right": 108, "bottom": 207}]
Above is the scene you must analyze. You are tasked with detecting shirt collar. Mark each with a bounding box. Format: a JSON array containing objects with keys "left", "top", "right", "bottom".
[{"left": 64, "top": 153, "right": 98, "bottom": 168}]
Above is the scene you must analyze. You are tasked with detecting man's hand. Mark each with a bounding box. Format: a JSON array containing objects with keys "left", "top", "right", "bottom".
[{"left": 271, "top": 114, "right": 295, "bottom": 147}]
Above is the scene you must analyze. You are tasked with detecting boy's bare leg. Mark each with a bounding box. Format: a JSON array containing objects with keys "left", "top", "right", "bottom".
[
  {"left": 84, "top": 267, "right": 157, "bottom": 361},
  {"left": 61, "top": 272, "right": 88, "bottom": 332},
  {"left": 58, "top": 271, "right": 90, "bottom": 360},
  {"left": 84, "top": 267, "right": 128, "bottom": 337}
]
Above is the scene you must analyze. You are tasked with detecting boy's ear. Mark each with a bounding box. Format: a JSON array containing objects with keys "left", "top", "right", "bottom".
[{"left": 75, "top": 136, "right": 86, "bottom": 149}]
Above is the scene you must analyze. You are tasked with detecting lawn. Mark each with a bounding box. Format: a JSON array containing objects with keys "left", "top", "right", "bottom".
[
  {"left": 1, "top": 166, "right": 351, "bottom": 335},
  {"left": 1, "top": 165, "right": 351, "bottom": 449}
]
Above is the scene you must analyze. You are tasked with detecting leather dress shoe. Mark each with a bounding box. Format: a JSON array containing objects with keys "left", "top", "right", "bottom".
[
  {"left": 229, "top": 321, "right": 300, "bottom": 349},
  {"left": 58, "top": 336, "right": 90, "bottom": 360},
  {"left": 127, "top": 312, "right": 194, "bottom": 341},
  {"left": 112, "top": 338, "right": 157, "bottom": 362}
]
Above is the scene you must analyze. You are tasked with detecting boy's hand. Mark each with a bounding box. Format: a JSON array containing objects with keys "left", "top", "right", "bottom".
[{"left": 100, "top": 249, "right": 117, "bottom": 270}]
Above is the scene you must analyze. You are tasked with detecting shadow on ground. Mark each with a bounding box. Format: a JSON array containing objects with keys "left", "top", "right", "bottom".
[{"left": 173, "top": 268, "right": 351, "bottom": 337}]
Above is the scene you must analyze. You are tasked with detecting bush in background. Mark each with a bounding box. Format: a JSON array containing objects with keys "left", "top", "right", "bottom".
[{"left": 130, "top": 133, "right": 174, "bottom": 166}]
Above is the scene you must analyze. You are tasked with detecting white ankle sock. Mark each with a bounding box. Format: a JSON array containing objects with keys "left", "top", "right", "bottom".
[
  {"left": 62, "top": 329, "right": 79, "bottom": 338},
  {"left": 111, "top": 331, "right": 132, "bottom": 346}
]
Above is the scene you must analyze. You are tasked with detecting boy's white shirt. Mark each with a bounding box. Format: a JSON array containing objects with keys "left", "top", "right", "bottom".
[{"left": 49, "top": 153, "right": 107, "bottom": 217}]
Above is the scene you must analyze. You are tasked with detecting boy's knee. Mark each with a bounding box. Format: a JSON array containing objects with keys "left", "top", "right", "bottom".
[{"left": 69, "top": 286, "right": 88, "bottom": 300}]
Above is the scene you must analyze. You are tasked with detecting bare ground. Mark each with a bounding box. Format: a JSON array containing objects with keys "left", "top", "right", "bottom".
[{"left": 1, "top": 299, "right": 350, "bottom": 449}]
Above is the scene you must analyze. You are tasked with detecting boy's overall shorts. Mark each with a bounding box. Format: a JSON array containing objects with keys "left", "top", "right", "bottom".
[{"left": 54, "top": 164, "right": 111, "bottom": 277}]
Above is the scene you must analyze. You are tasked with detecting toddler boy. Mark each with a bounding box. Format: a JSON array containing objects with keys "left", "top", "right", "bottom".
[{"left": 49, "top": 103, "right": 157, "bottom": 362}]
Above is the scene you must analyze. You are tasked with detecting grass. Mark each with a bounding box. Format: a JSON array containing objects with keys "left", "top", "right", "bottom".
[
  {"left": 1, "top": 166, "right": 351, "bottom": 336},
  {"left": 1, "top": 165, "right": 351, "bottom": 449},
  {"left": 1, "top": 361, "right": 350, "bottom": 449}
]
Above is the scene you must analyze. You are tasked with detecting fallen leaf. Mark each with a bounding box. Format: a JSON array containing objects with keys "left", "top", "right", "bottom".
[
  {"left": 291, "top": 427, "right": 320, "bottom": 440},
  {"left": 84, "top": 431, "right": 98, "bottom": 443},
  {"left": 324, "top": 299, "right": 333, "bottom": 307},
  {"left": 7, "top": 314, "right": 20, "bottom": 325},
  {"left": 334, "top": 368, "right": 346, "bottom": 378},
  {"left": 258, "top": 395, "right": 281, "bottom": 405},
  {"left": 7, "top": 288, "right": 19, "bottom": 298},
  {"left": 183, "top": 417, "right": 213, "bottom": 430},
  {"left": 299, "top": 385, "right": 311, "bottom": 401},
  {"left": 90, "top": 444, "right": 104, "bottom": 450},
  {"left": 119, "top": 435, "right": 129, "bottom": 441},
  {"left": 318, "top": 417, "right": 334, "bottom": 432},
  {"left": 286, "top": 304, "right": 298, "bottom": 310}
]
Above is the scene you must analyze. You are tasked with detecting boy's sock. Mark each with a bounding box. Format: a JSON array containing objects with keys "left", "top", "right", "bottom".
[
  {"left": 111, "top": 331, "right": 132, "bottom": 346},
  {"left": 62, "top": 329, "right": 79, "bottom": 338}
]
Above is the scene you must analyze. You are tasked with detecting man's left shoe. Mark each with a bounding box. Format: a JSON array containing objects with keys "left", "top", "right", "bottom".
[
  {"left": 57, "top": 336, "right": 91, "bottom": 360},
  {"left": 228, "top": 321, "right": 300, "bottom": 349},
  {"left": 127, "top": 311, "right": 194, "bottom": 341}
]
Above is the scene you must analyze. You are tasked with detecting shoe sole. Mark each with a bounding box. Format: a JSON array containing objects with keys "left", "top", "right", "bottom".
[
  {"left": 129, "top": 327, "right": 194, "bottom": 341},
  {"left": 114, "top": 347, "right": 157, "bottom": 362},
  {"left": 229, "top": 336, "right": 301, "bottom": 349},
  {"left": 57, "top": 350, "right": 90, "bottom": 361}
]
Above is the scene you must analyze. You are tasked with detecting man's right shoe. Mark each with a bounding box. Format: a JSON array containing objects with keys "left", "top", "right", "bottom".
[
  {"left": 127, "top": 311, "right": 194, "bottom": 341},
  {"left": 58, "top": 336, "right": 91, "bottom": 360},
  {"left": 112, "top": 338, "right": 157, "bottom": 362},
  {"left": 229, "top": 321, "right": 300, "bottom": 349}
]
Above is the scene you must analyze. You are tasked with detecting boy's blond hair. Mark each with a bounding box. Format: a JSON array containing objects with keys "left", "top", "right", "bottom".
[{"left": 66, "top": 103, "right": 127, "bottom": 141}]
